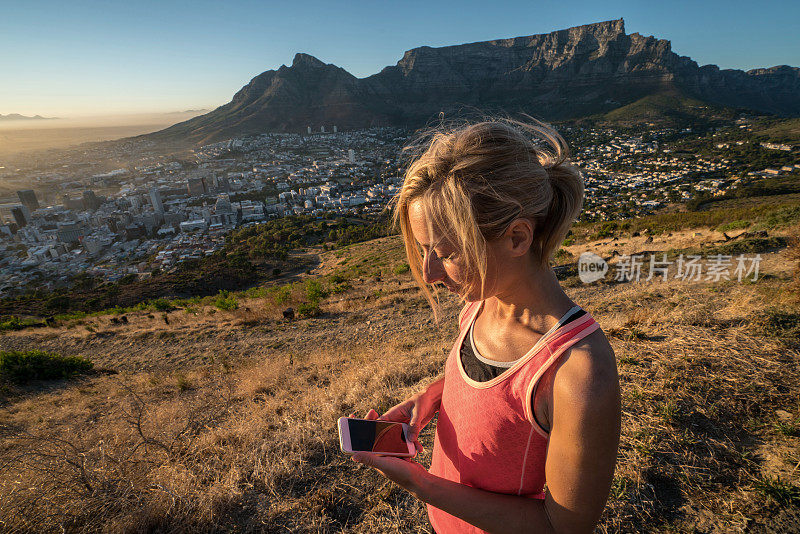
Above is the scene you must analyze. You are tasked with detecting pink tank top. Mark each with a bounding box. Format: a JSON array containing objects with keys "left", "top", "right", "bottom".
[{"left": 427, "top": 300, "right": 601, "bottom": 534}]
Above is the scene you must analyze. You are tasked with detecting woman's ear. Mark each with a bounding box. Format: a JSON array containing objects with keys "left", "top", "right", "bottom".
[{"left": 505, "top": 218, "right": 534, "bottom": 257}]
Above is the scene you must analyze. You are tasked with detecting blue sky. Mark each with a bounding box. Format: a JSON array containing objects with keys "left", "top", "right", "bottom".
[{"left": 2, "top": 0, "right": 798, "bottom": 117}]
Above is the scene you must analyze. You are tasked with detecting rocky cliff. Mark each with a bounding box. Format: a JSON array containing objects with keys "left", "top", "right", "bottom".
[{"left": 150, "top": 19, "right": 800, "bottom": 144}]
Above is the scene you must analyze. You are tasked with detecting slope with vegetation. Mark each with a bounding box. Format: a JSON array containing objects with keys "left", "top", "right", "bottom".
[{"left": 1, "top": 203, "right": 799, "bottom": 532}]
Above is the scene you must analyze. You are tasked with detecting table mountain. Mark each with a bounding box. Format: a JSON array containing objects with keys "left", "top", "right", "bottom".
[{"left": 149, "top": 19, "right": 800, "bottom": 144}]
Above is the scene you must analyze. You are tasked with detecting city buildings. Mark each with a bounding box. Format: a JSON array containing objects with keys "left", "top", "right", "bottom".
[
  {"left": 17, "top": 189, "right": 39, "bottom": 212},
  {"left": 0, "top": 121, "right": 794, "bottom": 295}
]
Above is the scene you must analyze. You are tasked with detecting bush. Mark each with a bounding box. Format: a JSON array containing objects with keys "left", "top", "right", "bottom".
[
  {"left": 271, "top": 285, "right": 293, "bottom": 305},
  {"left": 214, "top": 290, "right": 238, "bottom": 311},
  {"left": 297, "top": 302, "right": 322, "bottom": 318},
  {"left": 330, "top": 282, "right": 351, "bottom": 294},
  {"left": 149, "top": 298, "right": 175, "bottom": 312},
  {"left": 0, "top": 316, "right": 43, "bottom": 331},
  {"left": 0, "top": 350, "right": 93, "bottom": 383},
  {"left": 593, "top": 222, "right": 618, "bottom": 239},
  {"left": 393, "top": 263, "right": 410, "bottom": 275},
  {"left": 716, "top": 220, "right": 750, "bottom": 232},
  {"left": 304, "top": 279, "right": 329, "bottom": 304},
  {"left": 755, "top": 206, "right": 800, "bottom": 230}
]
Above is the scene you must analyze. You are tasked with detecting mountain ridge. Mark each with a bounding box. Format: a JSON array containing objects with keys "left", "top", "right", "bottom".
[
  {"left": 0, "top": 114, "right": 57, "bottom": 121},
  {"left": 147, "top": 19, "right": 800, "bottom": 144}
]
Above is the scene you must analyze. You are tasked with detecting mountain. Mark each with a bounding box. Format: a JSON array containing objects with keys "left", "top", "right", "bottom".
[
  {"left": 0, "top": 114, "right": 57, "bottom": 121},
  {"left": 148, "top": 19, "right": 800, "bottom": 144}
]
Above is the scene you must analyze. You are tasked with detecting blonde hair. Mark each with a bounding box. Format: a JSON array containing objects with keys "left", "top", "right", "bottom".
[{"left": 392, "top": 117, "right": 584, "bottom": 316}]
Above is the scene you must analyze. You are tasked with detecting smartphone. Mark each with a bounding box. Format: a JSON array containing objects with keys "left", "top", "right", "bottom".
[{"left": 337, "top": 417, "right": 416, "bottom": 457}]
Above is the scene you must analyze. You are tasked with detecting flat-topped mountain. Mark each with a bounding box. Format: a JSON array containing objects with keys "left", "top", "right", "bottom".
[
  {"left": 149, "top": 19, "right": 800, "bottom": 144},
  {"left": 0, "top": 114, "right": 56, "bottom": 121}
]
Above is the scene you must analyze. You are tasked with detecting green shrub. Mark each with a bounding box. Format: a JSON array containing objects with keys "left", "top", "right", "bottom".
[
  {"left": 0, "top": 350, "right": 93, "bottom": 383},
  {"left": 271, "top": 285, "right": 293, "bottom": 305},
  {"left": 304, "top": 279, "right": 329, "bottom": 304},
  {"left": 754, "top": 206, "right": 800, "bottom": 230},
  {"left": 393, "top": 263, "right": 410, "bottom": 275},
  {"left": 716, "top": 220, "right": 750, "bottom": 232},
  {"left": 149, "top": 298, "right": 175, "bottom": 312},
  {"left": 214, "top": 290, "right": 238, "bottom": 311},
  {"left": 0, "top": 316, "right": 42, "bottom": 332},
  {"left": 297, "top": 302, "right": 322, "bottom": 318},
  {"left": 330, "top": 282, "right": 351, "bottom": 294},
  {"left": 593, "top": 222, "right": 618, "bottom": 239}
]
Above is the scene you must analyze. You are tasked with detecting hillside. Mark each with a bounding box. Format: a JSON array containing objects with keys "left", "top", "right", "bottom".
[
  {"left": 146, "top": 19, "right": 800, "bottom": 145},
  {"left": 600, "top": 89, "right": 740, "bottom": 127},
  {"left": 1, "top": 219, "right": 799, "bottom": 532}
]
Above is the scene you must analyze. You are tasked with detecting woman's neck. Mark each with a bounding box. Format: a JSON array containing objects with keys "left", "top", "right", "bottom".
[{"left": 484, "top": 265, "right": 575, "bottom": 335}]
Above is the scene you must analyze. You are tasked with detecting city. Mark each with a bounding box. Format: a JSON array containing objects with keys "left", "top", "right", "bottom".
[{"left": 1, "top": 119, "right": 798, "bottom": 295}]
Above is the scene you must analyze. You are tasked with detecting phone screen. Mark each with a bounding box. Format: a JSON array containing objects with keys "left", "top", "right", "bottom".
[{"left": 346, "top": 419, "right": 410, "bottom": 454}]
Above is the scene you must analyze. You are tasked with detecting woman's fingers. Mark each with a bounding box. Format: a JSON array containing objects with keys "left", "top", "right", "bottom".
[
  {"left": 381, "top": 401, "right": 411, "bottom": 422},
  {"left": 408, "top": 404, "right": 424, "bottom": 441},
  {"left": 365, "top": 409, "right": 379, "bottom": 420}
]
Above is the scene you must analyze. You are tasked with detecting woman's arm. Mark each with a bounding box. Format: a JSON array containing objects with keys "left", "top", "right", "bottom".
[
  {"left": 383, "top": 375, "right": 444, "bottom": 451},
  {"left": 353, "top": 332, "right": 620, "bottom": 534}
]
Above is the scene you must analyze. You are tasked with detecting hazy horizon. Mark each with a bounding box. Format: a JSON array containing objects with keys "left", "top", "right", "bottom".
[
  {"left": 0, "top": 110, "right": 213, "bottom": 129},
  {"left": 0, "top": 110, "right": 207, "bottom": 158},
  {"left": 2, "top": 0, "right": 798, "bottom": 118}
]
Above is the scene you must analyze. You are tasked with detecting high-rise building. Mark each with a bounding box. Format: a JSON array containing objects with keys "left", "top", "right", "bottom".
[
  {"left": 333, "top": 125, "right": 338, "bottom": 133},
  {"left": 187, "top": 178, "right": 206, "bottom": 197},
  {"left": 149, "top": 187, "right": 164, "bottom": 213},
  {"left": 348, "top": 149, "right": 355, "bottom": 164},
  {"left": 320, "top": 125, "right": 325, "bottom": 133},
  {"left": 10, "top": 206, "right": 27, "bottom": 228},
  {"left": 217, "top": 176, "right": 231, "bottom": 192},
  {"left": 56, "top": 222, "right": 84, "bottom": 243},
  {"left": 215, "top": 194, "right": 233, "bottom": 214},
  {"left": 17, "top": 190, "right": 39, "bottom": 212},
  {"left": 307, "top": 126, "right": 312, "bottom": 134},
  {"left": 82, "top": 190, "right": 100, "bottom": 211}
]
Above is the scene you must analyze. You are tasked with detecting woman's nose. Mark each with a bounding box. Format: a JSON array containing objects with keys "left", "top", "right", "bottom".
[{"left": 422, "top": 252, "right": 445, "bottom": 284}]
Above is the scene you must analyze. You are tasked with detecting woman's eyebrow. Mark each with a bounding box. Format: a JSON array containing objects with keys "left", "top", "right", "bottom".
[{"left": 415, "top": 236, "right": 448, "bottom": 250}]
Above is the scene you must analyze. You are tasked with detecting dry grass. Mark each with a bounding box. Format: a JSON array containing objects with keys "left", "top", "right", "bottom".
[{"left": 1, "top": 234, "right": 799, "bottom": 533}]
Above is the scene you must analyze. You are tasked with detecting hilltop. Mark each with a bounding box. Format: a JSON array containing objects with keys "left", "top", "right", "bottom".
[
  {"left": 0, "top": 114, "right": 56, "bottom": 121},
  {"left": 147, "top": 19, "right": 800, "bottom": 145},
  {"left": 0, "top": 210, "right": 798, "bottom": 532}
]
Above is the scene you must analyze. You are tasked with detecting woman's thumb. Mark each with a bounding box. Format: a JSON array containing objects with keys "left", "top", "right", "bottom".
[{"left": 408, "top": 408, "right": 422, "bottom": 440}]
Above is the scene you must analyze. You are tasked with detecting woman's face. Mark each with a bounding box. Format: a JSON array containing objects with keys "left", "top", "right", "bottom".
[{"left": 408, "top": 200, "right": 492, "bottom": 301}]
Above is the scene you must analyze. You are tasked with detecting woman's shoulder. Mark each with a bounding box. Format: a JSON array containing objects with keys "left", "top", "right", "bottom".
[
  {"left": 552, "top": 328, "right": 618, "bottom": 406},
  {"left": 457, "top": 300, "right": 480, "bottom": 331}
]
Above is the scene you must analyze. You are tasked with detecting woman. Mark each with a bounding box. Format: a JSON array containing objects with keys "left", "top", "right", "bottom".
[{"left": 350, "top": 119, "right": 621, "bottom": 534}]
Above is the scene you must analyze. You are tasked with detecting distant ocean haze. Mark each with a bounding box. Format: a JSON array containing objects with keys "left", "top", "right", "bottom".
[{"left": 0, "top": 110, "right": 209, "bottom": 156}]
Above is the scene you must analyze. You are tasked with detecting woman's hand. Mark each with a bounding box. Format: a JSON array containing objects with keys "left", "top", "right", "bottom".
[
  {"left": 348, "top": 408, "right": 430, "bottom": 497},
  {"left": 379, "top": 377, "right": 444, "bottom": 453}
]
